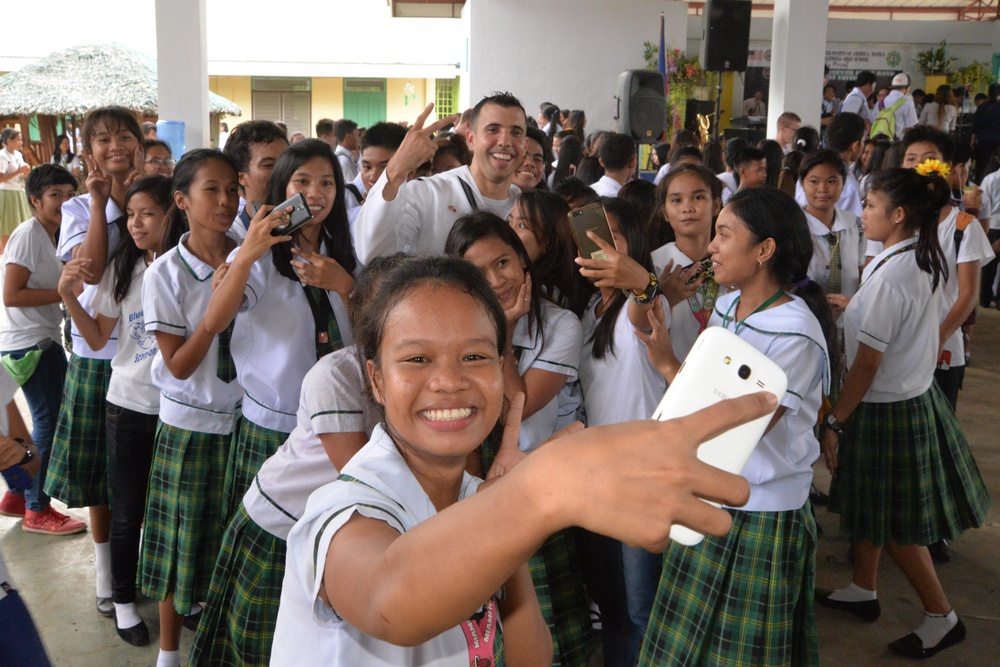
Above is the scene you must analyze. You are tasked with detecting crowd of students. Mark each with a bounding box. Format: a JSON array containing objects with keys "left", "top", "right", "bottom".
[{"left": 0, "top": 87, "right": 992, "bottom": 667}]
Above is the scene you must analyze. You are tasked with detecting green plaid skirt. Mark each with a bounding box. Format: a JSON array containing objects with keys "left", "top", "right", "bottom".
[
  {"left": 189, "top": 504, "right": 285, "bottom": 667},
  {"left": 44, "top": 355, "right": 111, "bottom": 507},
  {"left": 639, "top": 505, "right": 818, "bottom": 667},
  {"left": 828, "top": 384, "right": 992, "bottom": 546},
  {"left": 140, "top": 422, "right": 229, "bottom": 614},
  {"left": 220, "top": 416, "right": 288, "bottom": 523},
  {"left": 481, "top": 437, "right": 595, "bottom": 666},
  {"left": 0, "top": 189, "right": 31, "bottom": 236}
]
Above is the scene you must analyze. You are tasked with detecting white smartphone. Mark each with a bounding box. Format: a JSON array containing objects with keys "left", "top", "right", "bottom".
[{"left": 651, "top": 326, "right": 788, "bottom": 546}]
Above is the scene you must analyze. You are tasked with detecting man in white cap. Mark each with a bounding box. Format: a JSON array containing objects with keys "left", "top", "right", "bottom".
[{"left": 880, "top": 73, "right": 919, "bottom": 139}]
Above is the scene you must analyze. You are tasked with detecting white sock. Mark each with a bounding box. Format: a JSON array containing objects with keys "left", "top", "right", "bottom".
[
  {"left": 188, "top": 603, "right": 203, "bottom": 617},
  {"left": 114, "top": 602, "right": 142, "bottom": 629},
  {"left": 94, "top": 541, "right": 112, "bottom": 598},
  {"left": 156, "top": 649, "right": 180, "bottom": 667},
  {"left": 827, "top": 582, "right": 877, "bottom": 602},
  {"left": 913, "top": 610, "right": 958, "bottom": 647}
]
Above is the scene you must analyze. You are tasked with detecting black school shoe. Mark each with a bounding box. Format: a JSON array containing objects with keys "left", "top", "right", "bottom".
[
  {"left": 815, "top": 590, "right": 881, "bottom": 622},
  {"left": 183, "top": 605, "right": 203, "bottom": 631},
  {"left": 116, "top": 619, "right": 150, "bottom": 647},
  {"left": 96, "top": 596, "right": 114, "bottom": 617},
  {"left": 888, "top": 618, "right": 966, "bottom": 659}
]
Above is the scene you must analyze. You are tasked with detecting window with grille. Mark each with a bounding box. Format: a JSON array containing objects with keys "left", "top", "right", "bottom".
[
  {"left": 251, "top": 77, "right": 312, "bottom": 137},
  {"left": 435, "top": 78, "right": 458, "bottom": 117}
]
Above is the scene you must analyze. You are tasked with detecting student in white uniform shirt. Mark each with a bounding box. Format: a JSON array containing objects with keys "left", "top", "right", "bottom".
[
  {"left": 820, "top": 169, "right": 990, "bottom": 661},
  {"left": 840, "top": 70, "right": 879, "bottom": 123},
  {"left": 139, "top": 150, "right": 247, "bottom": 667},
  {"left": 345, "top": 122, "right": 408, "bottom": 243},
  {"left": 638, "top": 187, "right": 833, "bottom": 666},
  {"left": 650, "top": 164, "right": 727, "bottom": 362},
  {"left": 0, "top": 128, "right": 32, "bottom": 252},
  {"left": 48, "top": 107, "right": 143, "bottom": 612},
  {"left": 58, "top": 175, "right": 172, "bottom": 647},
  {"left": 354, "top": 93, "right": 527, "bottom": 262},
  {"left": 203, "top": 140, "right": 356, "bottom": 520},
  {"left": 976, "top": 146, "right": 1000, "bottom": 306},
  {"left": 575, "top": 198, "right": 668, "bottom": 665},
  {"left": 191, "top": 256, "right": 397, "bottom": 667},
  {"left": 898, "top": 127, "right": 994, "bottom": 410},
  {"left": 591, "top": 132, "right": 635, "bottom": 198},
  {"left": 0, "top": 166, "right": 85, "bottom": 536},
  {"left": 333, "top": 119, "right": 360, "bottom": 184},
  {"left": 794, "top": 113, "right": 866, "bottom": 217},
  {"left": 271, "top": 255, "right": 769, "bottom": 667},
  {"left": 879, "top": 73, "right": 919, "bottom": 140},
  {"left": 222, "top": 120, "right": 289, "bottom": 234}
]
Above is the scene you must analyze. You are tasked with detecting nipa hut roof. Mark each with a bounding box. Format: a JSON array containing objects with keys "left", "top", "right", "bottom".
[{"left": 0, "top": 43, "right": 242, "bottom": 117}]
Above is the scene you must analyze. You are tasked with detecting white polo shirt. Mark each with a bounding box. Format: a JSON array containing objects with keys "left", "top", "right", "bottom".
[
  {"left": 650, "top": 243, "right": 727, "bottom": 362},
  {"left": 335, "top": 145, "right": 360, "bottom": 184},
  {"left": 578, "top": 294, "right": 667, "bottom": 427},
  {"left": 142, "top": 231, "right": 244, "bottom": 434},
  {"left": 227, "top": 244, "right": 352, "bottom": 434},
  {"left": 794, "top": 171, "right": 863, "bottom": 217},
  {"left": 716, "top": 172, "right": 737, "bottom": 205},
  {"left": 91, "top": 261, "right": 159, "bottom": 414},
  {"left": 355, "top": 167, "right": 519, "bottom": 263},
  {"left": 803, "top": 207, "right": 866, "bottom": 301},
  {"left": 881, "top": 91, "right": 919, "bottom": 138},
  {"left": 591, "top": 175, "right": 623, "bottom": 198},
  {"left": 58, "top": 193, "right": 122, "bottom": 359},
  {"left": 977, "top": 170, "right": 1000, "bottom": 231},
  {"left": 710, "top": 292, "right": 829, "bottom": 512},
  {"left": 935, "top": 207, "right": 995, "bottom": 367},
  {"left": 272, "top": 424, "right": 489, "bottom": 666},
  {"left": 513, "top": 299, "right": 582, "bottom": 451},
  {"left": 243, "top": 346, "right": 379, "bottom": 540},
  {"left": 845, "top": 237, "right": 938, "bottom": 402},
  {"left": 841, "top": 87, "right": 875, "bottom": 122},
  {"left": 0, "top": 148, "right": 26, "bottom": 191},
  {"left": 0, "top": 218, "right": 63, "bottom": 350}
]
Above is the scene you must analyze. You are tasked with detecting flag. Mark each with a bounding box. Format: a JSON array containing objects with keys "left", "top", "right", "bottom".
[{"left": 658, "top": 13, "right": 669, "bottom": 98}]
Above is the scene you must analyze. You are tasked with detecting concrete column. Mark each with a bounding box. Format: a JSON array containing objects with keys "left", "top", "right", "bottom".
[
  {"left": 155, "top": 0, "right": 209, "bottom": 151},
  {"left": 767, "top": 0, "right": 829, "bottom": 138}
]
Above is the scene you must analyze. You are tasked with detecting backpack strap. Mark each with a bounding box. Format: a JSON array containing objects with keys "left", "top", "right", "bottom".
[
  {"left": 458, "top": 177, "right": 480, "bottom": 212},
  {"left": 953, "top": 210, "right": 976, "bottom": 258},
  {"left": 344, "top": 183, "right": 363, "bottom": 205}
]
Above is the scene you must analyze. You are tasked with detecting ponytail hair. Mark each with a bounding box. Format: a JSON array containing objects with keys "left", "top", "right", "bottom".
[
  {"left": 159, "top": 149, "right": 240, "bottom": 254},
  {"left": 111, "top": 175, "right": 172, "bottom": 303},
  {"left": 866, "top": 167, "right": 949, "bottom": 291},
  {"left": 726, "top": 188, "right": 839, "bottom": 369}
]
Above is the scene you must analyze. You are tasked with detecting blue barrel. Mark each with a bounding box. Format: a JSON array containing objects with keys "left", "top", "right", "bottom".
[{"left": 156, "top": 121, "right": 186, "bottom": 159}]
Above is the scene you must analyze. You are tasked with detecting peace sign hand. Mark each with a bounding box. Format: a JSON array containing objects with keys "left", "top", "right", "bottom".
[
  {"left": 384, "top": 104, "right": 459, "bottom": 187},
  {"left": 83, "top": 153, "right": 112, "bottom": 205},
  {"left": 124, "top": 143, "right": 145, "bottom": 187}
]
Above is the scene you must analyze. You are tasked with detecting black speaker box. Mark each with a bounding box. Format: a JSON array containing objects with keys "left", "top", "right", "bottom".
[
  {"left": 616, "top": 70, "right": 666, "bottom": 143},
  {"left": 702, "top": 0, "right": 752, "bottom": 72}
]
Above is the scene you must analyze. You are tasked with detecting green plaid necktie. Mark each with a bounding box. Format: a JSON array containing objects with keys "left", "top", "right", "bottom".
[
  {"left": 216, "top": 321, "right": 236, "bottom": 383},
  {"left": 825, "top": 231, "right": 843, "bottom": 295},
  {"left": 302, "top": 284, "right": 344, "bottom": 359}
]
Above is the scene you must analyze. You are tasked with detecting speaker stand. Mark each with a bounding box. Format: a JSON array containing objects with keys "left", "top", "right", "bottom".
[{"left": 712, "top": 71, "right": 724, "bottom": 142}]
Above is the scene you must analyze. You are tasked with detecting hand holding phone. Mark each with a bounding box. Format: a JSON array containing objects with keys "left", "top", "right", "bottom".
[
  {"left": 270, "top": 192, "right": 312, "bottom": 237},
  {"left": 651, "top": 327, "right": 787, "bottom": 545},
  {"left": 569, "top": 202, "right": 617, "bottom": 261}
]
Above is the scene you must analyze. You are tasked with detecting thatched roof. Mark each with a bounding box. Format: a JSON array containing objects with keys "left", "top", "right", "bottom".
[{"left": 0, "top": 43, "right": 242, "bottom": 117}]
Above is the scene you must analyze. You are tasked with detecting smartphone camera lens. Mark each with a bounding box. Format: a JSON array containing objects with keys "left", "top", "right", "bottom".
[{"left": 738, "top": 364, "right": 752, "bottom": 380}]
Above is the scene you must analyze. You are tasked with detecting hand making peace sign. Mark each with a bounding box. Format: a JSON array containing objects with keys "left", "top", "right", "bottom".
[{"left": 384, "top": 103, "right": 459, "bottom": 187}]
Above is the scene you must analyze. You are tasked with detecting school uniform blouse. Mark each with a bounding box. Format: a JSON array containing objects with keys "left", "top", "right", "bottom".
[
  {"left": 513, "top": 298, "right": 582, "bottom": 451},
  {"left": 57, "top": 194, "right": 122, "bottom": 360},
  {"left": 242, "top": 346, "right": 379, "bottom": 540},
  {"left": 711, "top": 292, "right": 829, "bottom": 512},
  {"left": 650, "top": 243, "right": 727, "bottom": 362},
  {"left": 803, "top": 207, "right": 866, "bottom": 301},
  {"left": 935, "top": 207, "right": 995, "bottom": 368},
  {"left": 0, "top": 218, "right": 63, "bottom": 350},
  {"left": 716, "top": 172, "right": 737, "bottom": 205},
  {"left": 578, "top": 294, "right": 668, "bottom": 427},
  {"left": 918, "top": 102, "right": 958, "bottom": 133},
  {"left": 0, "top": 148, "right": 26, "bottom": 191},
  {"left": 355, "top": 167, "right": 519, "bottom": 263},
  {"left": 844, "top": 237, "right": 938, "bottom": 403},
  {"left": 142, "top": 231, "right": 244, "bottom": 435},
  {"left": 272, "top": 424, "right": 490, "bottom": 666},
  {"left": 227, "top": 244, "right": 352, "bottom": 434},
  {"left": 91, "top": 262, "right": 160, "bottom": 415},
  {"left": 794, "top": 172, "right": 863, "bottom": 217}
]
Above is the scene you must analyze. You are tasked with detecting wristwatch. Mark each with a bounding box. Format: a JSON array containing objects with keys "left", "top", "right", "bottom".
[
  {"left": 626, "top": 272, "right": 659, "bottom": 304},
  {"left": 13, "top": 438, "right": 33, "bottom": 466},
  {"left": 824, "top": 413, "right": 845, "bottom": 437}
]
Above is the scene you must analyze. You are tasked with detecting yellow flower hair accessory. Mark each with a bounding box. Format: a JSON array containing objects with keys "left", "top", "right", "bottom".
[{"left": 915, "top": 159, "right": 951, "bottom": 178}]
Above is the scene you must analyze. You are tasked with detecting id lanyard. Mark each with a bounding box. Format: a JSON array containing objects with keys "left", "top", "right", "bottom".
[
  {"left": 460, "top": 597, "right": 498, "bottom": 666},
  {"left": 723, "top": 288, "right": 785, "bottom": 334}
]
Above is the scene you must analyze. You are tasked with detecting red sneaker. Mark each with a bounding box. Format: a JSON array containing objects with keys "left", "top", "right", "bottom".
[
  {"left": 22, "top": 507, "right": 87, "bottom": 535},
  {"left": 0, "top": 490, "right": 26, "bottom": 517}
]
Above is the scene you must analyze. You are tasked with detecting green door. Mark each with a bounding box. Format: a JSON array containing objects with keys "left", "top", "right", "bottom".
[{"left": 343, "top": 79, "right": 387, "bottom": 127}]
